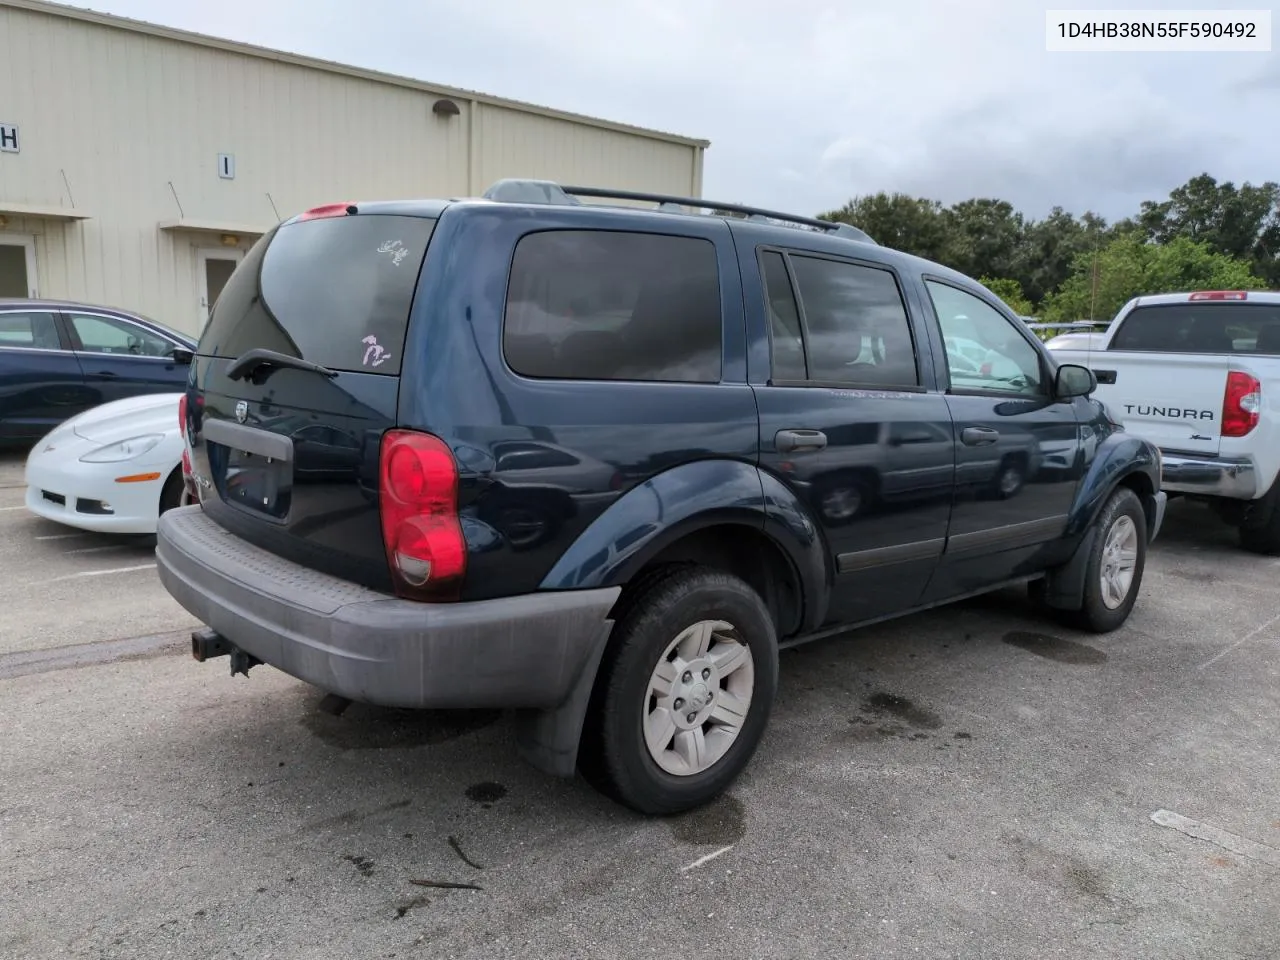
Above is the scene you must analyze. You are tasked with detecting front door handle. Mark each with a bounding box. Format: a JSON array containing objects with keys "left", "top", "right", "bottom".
[
  {"left": 961, "top": 426, "right": 999, "bottom": 446},
  {"left": 775, "top": 428, "right": 827, "bottom": 453},
  {"left": 1095, "top": 369, "right": 1117, "bottom": 384},
  {"left": 95, "top": 370, "right": 119, "bottom": 378}
]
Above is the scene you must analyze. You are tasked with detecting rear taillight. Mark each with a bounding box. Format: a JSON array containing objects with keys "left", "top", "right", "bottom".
[
  {"left": 1222, "top": 371, "right": 1261, "bottom": 437},
  {"left": 297, "top": 202, "right": 358, "bottom": 221},
  {"left": 378, "top": 430, "right": 466, "bottom": 601}
]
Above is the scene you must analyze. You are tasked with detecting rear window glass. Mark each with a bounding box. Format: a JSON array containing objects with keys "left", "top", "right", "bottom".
[
  {"left": 1110, "top": 303, "right": 1280, "bottom": 354},
  {"left": 198, "top": 214, "right": 436, "bottom": 375},
  {"left": 503, "top": 229, "right": 722, "bottom": 383}
]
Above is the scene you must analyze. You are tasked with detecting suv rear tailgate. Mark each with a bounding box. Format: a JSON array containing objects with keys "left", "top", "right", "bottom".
[
  {"left": 186, "top": 209, "right": 437, "bottom": 590},
  {"left": 1095, "top": 352, "right": 1226, "bottom": 456}
]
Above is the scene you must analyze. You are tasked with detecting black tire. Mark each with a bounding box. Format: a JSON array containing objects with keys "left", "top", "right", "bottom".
[
  {"left": 1238, "top": 481, "right": 1280, "bottom": 555},
  {"left": 1065, "top": 486, "right": 1148, "bottom": 633},
  {"left": 158, "top": 468, "right": 187, "bottom": 516},
  {"left": 579, "top": 566, "right": 778, "bottom": 816}
]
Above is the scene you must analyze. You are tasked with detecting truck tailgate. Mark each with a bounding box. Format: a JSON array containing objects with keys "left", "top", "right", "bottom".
[{"left": 1088, "top": 352, "right": 1225, "bottom": 456}]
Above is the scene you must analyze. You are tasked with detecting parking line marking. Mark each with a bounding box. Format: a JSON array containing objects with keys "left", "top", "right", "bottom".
[
  {"left": 1198, "top": 610, "right": 1280, "bottom": 669},
  {"left": 1151, "top": 809, "right": 1280, "bottom": 867},
  {"left": 679, "top": 844, "right": 734, "bottom": 873},
  {"left": 65, "top": 544, "right": 133, "bottom": 555},
  {"left": 0, "top": 504, "right": 25, "bottom": 511},
  {"left": 48, "top": 563, "right": 156, "bottom": 583},
  {"left": 36, "top": 533, "right": 87, "bottom": 540}
]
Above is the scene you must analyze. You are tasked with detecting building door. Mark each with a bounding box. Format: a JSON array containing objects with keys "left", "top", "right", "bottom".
[
  {"left": 197, "top": 249, "right": 242, "bottom": 326},
  {"left": 0, "top": 235, "right": 38, "bottom": 297}
]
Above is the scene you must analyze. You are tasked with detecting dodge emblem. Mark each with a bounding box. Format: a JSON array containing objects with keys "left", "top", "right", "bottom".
[{"left": 234, "top": 400, "right": 248, "bottom": 424}]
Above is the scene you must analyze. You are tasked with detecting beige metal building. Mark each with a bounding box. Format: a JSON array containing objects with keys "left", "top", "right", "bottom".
[{"left": 0, "top": 0, "right": 709, "bottom": 334}]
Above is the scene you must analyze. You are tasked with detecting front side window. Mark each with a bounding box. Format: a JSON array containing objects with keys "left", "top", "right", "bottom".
[
  {"left": 0, "top": 311, "right": 61, "bottom": 350},
  {"left": 69, "top": 314, "right": 174, "bottom": 358},
  {"left": 503, "top": 230, "right": 722, "bottom": 383},
  {"left": 926, "top": 282, "right": 1044, "bottom": 395},
  {"left": 762, "top": 252, "right": 919, "bottom": 388}
]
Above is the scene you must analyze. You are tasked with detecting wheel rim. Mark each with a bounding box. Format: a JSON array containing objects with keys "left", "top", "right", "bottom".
[
  {"left": 642, "top": 619, "right": 755, "bottom": 777},
  {"left": 822, "top": 486, "right": 861, "bottom": 519},
  {"left": 999, "top": 467, "right": 1022, "bottom": 495},
  {"left": 1100, "top": 515, "right": 1139, "bottom": 609}
]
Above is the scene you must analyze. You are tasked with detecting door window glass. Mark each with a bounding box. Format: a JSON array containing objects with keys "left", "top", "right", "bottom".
[
  {"left": 926, "top": 282, "right": 1044, "bottom": 395},
  {"left": 782, "top": 255, "right": 920, "bottom": 387},
  {"left": 69, "top": 314, "right": 175, "bottom": 357}
]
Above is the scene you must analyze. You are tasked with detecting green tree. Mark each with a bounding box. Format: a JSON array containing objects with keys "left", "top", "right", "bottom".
[
  {"left": 940, "top": 198, "right": 1024, "bottom": 282},
  {"left": 820, "top": 193, "right": 951, "bottom": 263},
  {"left": 1012, "top": 208, "right": 1111, "bottom": 305},
  {"left": 978, "top": 277, "right": 1034, "bottom": 316},
  {"left": 1136, "top": 173, "right": 1280, "bottom": 286},
  {"left": 1040, "top": 235, "right": 1267, "bottom": 323}
]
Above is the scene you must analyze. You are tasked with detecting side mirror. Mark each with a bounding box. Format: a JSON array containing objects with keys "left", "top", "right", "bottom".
[
  {"left": 170, "top": 347, "right": 194, "bottom": 364},
  {"left": 1054, "top": 363, "right": 1096, "bottom": 400}
]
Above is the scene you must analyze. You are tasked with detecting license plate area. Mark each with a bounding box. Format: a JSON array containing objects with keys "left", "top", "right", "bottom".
[{"left": 204, "top": 418, "right": 295, "bottom": 521}]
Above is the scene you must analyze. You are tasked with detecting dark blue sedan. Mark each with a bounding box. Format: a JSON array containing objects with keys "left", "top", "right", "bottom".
[{"left": 0, "top": 299, "right": 195, "bottom": 445}]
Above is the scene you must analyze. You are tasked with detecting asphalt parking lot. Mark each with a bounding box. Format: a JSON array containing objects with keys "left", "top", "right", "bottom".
[{"left": 3, "top": 449, "right": 1279, "bottom": 960}]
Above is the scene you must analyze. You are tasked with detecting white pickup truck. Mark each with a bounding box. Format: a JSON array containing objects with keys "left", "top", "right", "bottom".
[{"left": 1047, "top": 290, "right": 1280, "bottom": 553}]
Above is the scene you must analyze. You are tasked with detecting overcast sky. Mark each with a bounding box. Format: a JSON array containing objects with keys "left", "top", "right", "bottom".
[{"left": 85, "top": 0, "right": 1277, "bottom": 223}]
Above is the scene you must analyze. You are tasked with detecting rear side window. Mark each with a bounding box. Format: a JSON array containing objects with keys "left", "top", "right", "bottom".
[
  {"left": 503, "top": 230, "right": 722, "bottom": 383},
  {"left": 199, "top": 214, "right": 436, "bottom": 375},
  {"left": 761, "top": 252, "right": 919, "bottom": 388},
  {"left": 0, "top": 311, "right": 60, "bottom": 350},
  {"left": 1110, "top": 303, "right": 1280, "bottom": 354}
]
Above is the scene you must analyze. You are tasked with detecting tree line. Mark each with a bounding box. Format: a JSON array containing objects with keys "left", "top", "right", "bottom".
[{"left": 818, "top": 173, "right": 1279, "bottom": 323}]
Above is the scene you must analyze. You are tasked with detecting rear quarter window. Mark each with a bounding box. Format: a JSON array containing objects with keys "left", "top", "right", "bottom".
[
  {"left": 503, "top": 229, "right": 722, "bottom": 383},
  {"left": 198, "top": 214, "right": 436, "bottom": 375}
]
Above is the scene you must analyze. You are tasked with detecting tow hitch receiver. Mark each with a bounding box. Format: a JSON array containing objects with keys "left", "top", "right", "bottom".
[{"left": 191, "top": 628, "right": 263, "bottom": 677}]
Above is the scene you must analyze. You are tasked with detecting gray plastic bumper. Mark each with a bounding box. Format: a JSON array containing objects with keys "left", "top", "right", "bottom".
[{"left": 154, "top": 506, "right": 620, "bottom": 710}]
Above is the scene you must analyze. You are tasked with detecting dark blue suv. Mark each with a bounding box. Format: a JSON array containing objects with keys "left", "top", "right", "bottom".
[{"left": 155, "top": 181, "right": 1167, "bottom": 814}]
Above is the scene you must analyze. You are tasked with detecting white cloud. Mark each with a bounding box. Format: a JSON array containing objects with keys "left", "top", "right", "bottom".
[{"left": 87, "top": 0, "right": 1274, "bottom": 222}]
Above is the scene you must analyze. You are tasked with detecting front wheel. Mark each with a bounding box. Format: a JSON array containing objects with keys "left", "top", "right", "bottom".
[
  {"left": 1068, "top": 486, "right": 1148, "bottom": 633},
  {"left": 579, "top": 567, "right": 778, "bottom": 815}
]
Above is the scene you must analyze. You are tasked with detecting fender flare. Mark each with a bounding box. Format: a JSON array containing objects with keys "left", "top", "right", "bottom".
[
  {"left": 519, "top": 458, "right": 829, "bottom": 778},
  {"left": 1043, "top": 434, "right": 1159, "bottom": 609},
  {"left": 538, "top": 459, "right": 827, "bottom": 628}
]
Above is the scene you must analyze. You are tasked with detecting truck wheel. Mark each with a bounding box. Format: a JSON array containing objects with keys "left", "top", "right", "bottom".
[
  {"left": 579, "top": 567, "right": 778, "bottom": 815},
  {"left": 1238, "top": 481, "right": 1280, "bottom": 555},
  {"left": 1068, "top": 487, "right": 1148, "bottom": 633}
]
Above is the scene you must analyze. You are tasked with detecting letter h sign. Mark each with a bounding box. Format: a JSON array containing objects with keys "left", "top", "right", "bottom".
[{"left": 0, "top": 124, "right": 18, "bottom": 153}]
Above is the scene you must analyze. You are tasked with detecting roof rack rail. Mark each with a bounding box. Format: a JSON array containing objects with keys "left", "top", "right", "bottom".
[
  {"left": 478, "top": 179, "right": 875, "bottom": 244},
  {"left": 563, "top": 185, "right": 876, "bottom": 244}
]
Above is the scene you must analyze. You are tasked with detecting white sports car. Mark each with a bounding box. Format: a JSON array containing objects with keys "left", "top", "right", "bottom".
[{"left": 25, "top": 393, "right": 188, "bottom": 534}]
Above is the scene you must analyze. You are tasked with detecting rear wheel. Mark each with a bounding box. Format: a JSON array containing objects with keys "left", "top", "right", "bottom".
[
  {"left": 1238, "top": 480, "right": 1280, "bottom": 555},
  {"left": 579, "top": 567, "right": 778, "bottom": 815},
  {"left": 1066, "top": 487, "right": 1147, "bottom": 633}
]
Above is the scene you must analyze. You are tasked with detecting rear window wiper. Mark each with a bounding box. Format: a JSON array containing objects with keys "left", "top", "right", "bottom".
[{"left": 225, "top": 348, "right": 339, "bottom": 382}]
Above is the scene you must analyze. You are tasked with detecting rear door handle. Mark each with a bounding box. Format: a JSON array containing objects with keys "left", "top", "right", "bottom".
[
  {"left": 1095, "top": 369, "right": 1117, "bottom": 384},
  {"left": 775, "top": 429, "right": 827, "bottom": 453},
  {"left": 961, "top": 426, "right": 999, "bottom": 446}
]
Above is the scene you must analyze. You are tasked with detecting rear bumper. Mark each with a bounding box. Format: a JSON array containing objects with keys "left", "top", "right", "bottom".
[
  {"left": 154, "top": 506, "right": 620, "bottom": 709},
  {"left": 1160, "top": 452, "right": 1257, "bottom": 500}
]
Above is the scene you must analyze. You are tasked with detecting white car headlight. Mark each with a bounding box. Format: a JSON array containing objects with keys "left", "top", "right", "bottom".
[{"left": 79, "top": 434, "right": 165, "bottom": 463}]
